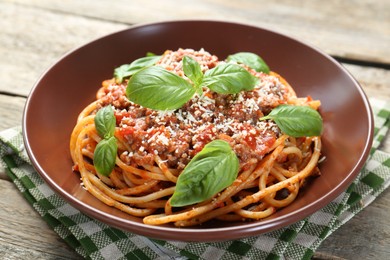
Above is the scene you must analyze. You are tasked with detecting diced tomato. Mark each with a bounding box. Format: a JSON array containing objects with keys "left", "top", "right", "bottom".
[
  {"left": 118, "top": 127, "right": 134, "bottom": 137},
  {"left": 243, "top": 134, "right": 257, "bottom": 150}
]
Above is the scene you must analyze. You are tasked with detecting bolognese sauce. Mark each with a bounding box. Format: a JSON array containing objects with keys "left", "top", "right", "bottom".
[{"left": 98, "top": 49, "right": 290, "bottom": 170}]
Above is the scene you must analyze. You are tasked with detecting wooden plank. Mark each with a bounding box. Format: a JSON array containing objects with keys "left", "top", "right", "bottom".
[
  {"left": 0, "top": 168, "right": 8, "bottom": 181},
  {"left": 316, "top": 188, "right": 390, "bottom": 259},
  {"left": 0, "top": 2, "right": 126, "bottom": 96},
  {"left": 0, "top": 179, "right": 81, "bottom": 259},
  {"left": 0, "top": 95, "right": 26, "bottom": 131},
  {"left": 9, "top": 0, "right": 390, "bottom": 64}
]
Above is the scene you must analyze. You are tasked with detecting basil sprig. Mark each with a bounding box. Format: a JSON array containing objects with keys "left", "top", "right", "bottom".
[
  {"left": 170, "top": 140, "right": 239, "bottom": 207},
  {"left": 260, "top": 104, "right": 323, "bottom": 137},
  {"left": 93, "top": 106, "right": 118, "bottom": 176},
  {"left": 226, "top": 52, "right": 270, "bottom": 74},
  {"left": 126, "top": 56, "right": 258, "bottom": 110},
  {"left": 114, "top": 55, "right": 162, "bottom": 83}
]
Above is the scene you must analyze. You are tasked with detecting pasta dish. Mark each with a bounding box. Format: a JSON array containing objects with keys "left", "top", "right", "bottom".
[{"left": 70, "top": 48, "right": 323, "bottom": 226}]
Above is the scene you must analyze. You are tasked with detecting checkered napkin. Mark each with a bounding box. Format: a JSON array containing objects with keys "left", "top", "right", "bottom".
[{"left": 1, "top": 98, "right": 389, "bottom": 260}]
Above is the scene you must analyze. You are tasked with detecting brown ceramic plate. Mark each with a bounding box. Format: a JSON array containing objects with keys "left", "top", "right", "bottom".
[{"left": 23, "top": 20, "right": 373, "bottom": 242}]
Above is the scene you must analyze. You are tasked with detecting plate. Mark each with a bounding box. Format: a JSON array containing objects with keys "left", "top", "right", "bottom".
[{"left": 23, "top": 20, "right": 373, "bottom": 242}]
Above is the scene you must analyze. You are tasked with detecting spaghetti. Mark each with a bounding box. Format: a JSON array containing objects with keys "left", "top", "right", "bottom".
[{"left": 70, "top": 48, "right": 322, "bottom": 226}]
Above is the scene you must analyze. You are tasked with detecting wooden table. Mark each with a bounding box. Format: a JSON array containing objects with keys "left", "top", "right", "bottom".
[{"left": 1, "top": 1, "right": 389, "bottom": 259}]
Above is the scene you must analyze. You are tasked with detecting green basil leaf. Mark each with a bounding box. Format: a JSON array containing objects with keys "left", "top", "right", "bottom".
[
  {"left": 202, "top": 63, "right": 258, "bottom": 94},
  {"left": 183, "top": 56, "right": 204, "bottom": 92},
  {"left": 93, "top": 136, "right": 118, "bottom": 176},
  {"left": 94, "top": 106, "right": 116, "bottom": 139},
  {"left": 260, "top": 104, "right": 323, "bottom": 137},
  {"left": 170, "top": 140, "right": 239, "bottom": 207},
  {"left": 226, "top": 52, "right": 270, "bottom": 74},
  {"left": 146, "top": 52, "right": 157, "bottom": 57},
  {"left": 126, "top": 66, "right": 195, "bottom": 110},
  {"left": 114, "top": 55, "right": 161, "bottom": 83}
]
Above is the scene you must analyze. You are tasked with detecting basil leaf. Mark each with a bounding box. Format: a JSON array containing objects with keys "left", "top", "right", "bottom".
[
  {"left": 146, "top": 52, "right": 157, "bottom": 57},
  {"left": 93, "top": 136, "right": 118, "bottom": 176},
  {"left": 170, "top": 140, "right": 239, "bottom": 207},
  {"left": 227, "top": 52, "right": 270, "bottom": 74},
  {"left": 202, "top": 63, "right": 258, "bottom": 94},
  {"left": 94, "top": 106, "right": 116, "bottom": 139},
  {"left": 127, "top": 66, "right": 195, "bottom": 110},
  {"left": 260, "top": 104, "right": 323, "bottom": 137},
  {"left": 114, "top": 55, "right": 161, "bottom": 83},
  {"left": 183, "top": 56, "right": 203, "bottom": 92}
]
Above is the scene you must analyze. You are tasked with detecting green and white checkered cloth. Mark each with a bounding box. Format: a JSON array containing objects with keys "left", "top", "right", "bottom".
[{"left": 1, "top": 98, "right": 389, "bottom": 260}]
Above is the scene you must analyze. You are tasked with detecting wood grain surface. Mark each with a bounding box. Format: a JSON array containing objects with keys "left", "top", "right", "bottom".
[{"left": 0, "top": 0, "right": 389, "bottom": 259}]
